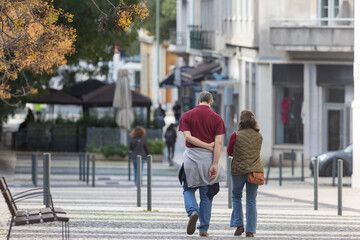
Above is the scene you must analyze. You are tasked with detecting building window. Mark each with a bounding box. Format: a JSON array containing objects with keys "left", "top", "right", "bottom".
[
  {"left": 245, "top": 62, "right": 250, "bottom": 109},
  {"left": 251, "top": 63, "right": 256, "bottom": 113},
  {"left": 275, "top": 87, "right": 304, "bottom": 144},
  {"left": 135, "top": 71, "right": 140, "bottom": 92},
  {"left": 320, "top": 0, "right": 340, "bottom": 25}
]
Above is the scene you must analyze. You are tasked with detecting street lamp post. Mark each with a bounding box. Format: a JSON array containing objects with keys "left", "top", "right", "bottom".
[
  {"left": 352, "top": 4, "right": 360, "bottom": 188},
  {"left": 156, "top": 0, "right": 160, "bottom": 105}
]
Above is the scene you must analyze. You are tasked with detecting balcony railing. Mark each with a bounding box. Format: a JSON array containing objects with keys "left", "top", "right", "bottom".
[
  {"left": 270, "top": 18, "right": 354, "bottom": 52},
  {"left": 170, "top": 31, "right": 186, "bottom": 46},
  {"left": 189, "top": 25, "right": 214, "bottom": 50},
  {"left": 270, "top": 18, "right": 354, "bottom": 27}
]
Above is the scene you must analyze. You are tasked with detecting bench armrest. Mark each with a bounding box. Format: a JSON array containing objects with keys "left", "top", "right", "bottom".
[
  {"left": 13, "top": 189, "right": 55, "bottom": 209},
  {"left": 13, "top": 187, "right": 47, "bottom": 197}
]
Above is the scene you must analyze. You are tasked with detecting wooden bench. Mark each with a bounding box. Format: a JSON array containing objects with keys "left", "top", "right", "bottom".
[{"left": 0, "top": 177, "right": 70, "bottom": 239}]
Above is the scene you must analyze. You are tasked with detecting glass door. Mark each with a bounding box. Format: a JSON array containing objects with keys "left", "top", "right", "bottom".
[{"left": 324, "top": 106, "right": 344, "bottom": 151}]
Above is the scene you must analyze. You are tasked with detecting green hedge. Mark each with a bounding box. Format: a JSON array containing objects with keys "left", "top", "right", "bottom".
[
  {"left": 87, "top": 140, "right": 165, "bottom": 156},
  {"left": 147, "top": 140, "right": 166, "bottom": 154},
  {"left": 87, "top": 144, "right": 130, "bottom": 158}
]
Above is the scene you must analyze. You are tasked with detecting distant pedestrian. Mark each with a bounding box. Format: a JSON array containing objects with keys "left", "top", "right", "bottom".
[
  {"left": 129, "top": 126, "right": 150, "bottom": 186},
  {"left": 172, "top": 101, "right": 181, "bottom": 126},
  {"left": 155, "top": 103, "right": 166, "bottom": 127},
  {"left": 227, "top": 110, "right": 263, "bottom": 237},
  {"left": 164, "top": 123, "right": 177, "bottom": 166},
  {"left": 178, "top": 91, "right": 227, "bottom": 237},
  {"left": 18, "top": 108, "right": 35, "bottom": 131}
]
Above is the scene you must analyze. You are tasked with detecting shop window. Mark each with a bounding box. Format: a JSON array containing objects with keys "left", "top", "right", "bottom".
[{"left": 275, "top": 87, "right": 304, "bottom": 144}]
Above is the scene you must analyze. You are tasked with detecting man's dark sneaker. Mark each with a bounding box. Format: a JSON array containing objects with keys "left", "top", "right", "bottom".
[
  {"left": 246, "top": 232, "right": 255, "bottom": 237},
  {"left": 199, "top": 232, "right": 208, "bottom": 237},
  {"left": 186, "top": 212, "right": 198, "bottom": 235},
  {"left": 234, "top": 226, "right": 244, "bottom": 236}
]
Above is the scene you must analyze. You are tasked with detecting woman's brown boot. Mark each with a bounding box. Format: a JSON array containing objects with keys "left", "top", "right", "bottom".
[
  {"left": 234, "top": 226, "right": 244, "bottom": 236},
  {"left": 246, "top": 232, "right": 254, "bottom": 237}
]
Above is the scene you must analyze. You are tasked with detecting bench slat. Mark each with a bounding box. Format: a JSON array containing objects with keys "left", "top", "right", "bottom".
[
  {"left": 3, "top": 190, "right": 17, "bottom": 217},
  {"left": 28, "top": 215, "right": 41, "bottom": 224},
  {"left": 14, "top": 216, "right": 27, "bottom": 226},
  {"left": 56, "top": 213, "right": 69, "bottom": 222},
  {"left": 42, "top": 213, "right": 56, "bottom": 222},
  {"left": 0, "top": 177, "right": 9, "bottom": 192}
]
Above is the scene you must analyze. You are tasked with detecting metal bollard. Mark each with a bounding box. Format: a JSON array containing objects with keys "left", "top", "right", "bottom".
[
  {"left": 265, "top": 156, "right": 273, "bottom": 184},
  {"left": 279, "top": 154, "right": 282, "bottom": 186},
  {"left": 226, "top": 156, "right": 231, "bottom": 187},
  {"left": 338, "top": 159, "right": 343, "bottom": 216},
  {"left": 43, "top": 153, "right": 51, "bottom": 208},
  {"left": 291, "top": 149, "right": 295, "bottom": 176},
  {"left": 332, "top": 157, "right": 336, "bottom": 187},
  {"left": 128, "top": 153, "right": 131, "bottom": 181},
  {"left": 82, "top": 153, "right": 86, "bottom": 182},
  {"left": 147, "top": 155, "right": 152, "bottom": 211},
  {"left": 79, "top": 153, "right": 82, "bottom": 180},
  {"left": 32, "top": 153, "right": 38, "bottom": 187},
  {"left": 314, "top": 158, "right": 319, "bottom": 210},
  {"left": 301, "top": 153, "right": 304, "bottom": 182},
  {"left": 137, "top": 155, "right": 142, "bottom": 207},
  {"left": 92, "top": 155, "right": 95, "bottom": 187},
  {"left": 86, "top": 154, "right": 90, "bottom": 185},
  {"left": 227, "top": 156, "right": 232, "bottom": 209}
]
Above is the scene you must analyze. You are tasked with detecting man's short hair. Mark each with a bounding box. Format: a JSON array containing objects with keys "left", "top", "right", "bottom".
[{"left": 198, "top": 91, "right": 213, "bottom": 103}]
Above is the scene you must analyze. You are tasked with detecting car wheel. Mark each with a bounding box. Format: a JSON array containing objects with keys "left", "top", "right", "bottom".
[{"left": 323, "top": 160, "right": 349, "bottom": 177}]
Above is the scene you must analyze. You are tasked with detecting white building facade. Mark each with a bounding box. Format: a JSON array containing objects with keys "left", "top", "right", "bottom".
[{"left": 172, "top": 0, "right": 355, "bottom": 170}]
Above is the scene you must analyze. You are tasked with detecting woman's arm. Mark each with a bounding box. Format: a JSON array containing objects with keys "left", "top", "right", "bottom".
[
  {"left": 129, "top": 139, "right": 135, "bottom": 151},
  {"left": 226, "top": 132, "right": 237, "bottom": 156},
  {"left": 144, "top": 139, "right": 150, "bottom": 155},
  {"left": 183, "top": 131, "right": 214, "bottom": 151}
]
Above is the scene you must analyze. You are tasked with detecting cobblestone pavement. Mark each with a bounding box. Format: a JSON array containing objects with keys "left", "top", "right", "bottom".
[{"left": 1, "top": 153, "right": 360, "bottom": 240}]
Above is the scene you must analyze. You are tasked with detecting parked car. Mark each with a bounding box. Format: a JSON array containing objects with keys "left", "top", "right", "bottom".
[{"left": 309, "top": 144, "right": 353, "bottom": 177}]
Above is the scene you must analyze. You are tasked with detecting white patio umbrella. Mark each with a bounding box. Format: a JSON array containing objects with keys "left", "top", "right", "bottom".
[{"left": 113, "top": 69, "right": 133, "bottom": 145}]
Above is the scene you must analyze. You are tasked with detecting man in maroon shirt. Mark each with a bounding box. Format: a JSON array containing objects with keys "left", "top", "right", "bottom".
[{"left": 178, "top": 91, "right": 226, "bottom": 237}]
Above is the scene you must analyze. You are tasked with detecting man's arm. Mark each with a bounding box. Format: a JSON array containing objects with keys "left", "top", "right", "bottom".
[
  {"left": 183, "top": 131, "right": 214, "bottom": 151},
  {"left": 209, "top": 134, "right": 222, "bottom": 179}
]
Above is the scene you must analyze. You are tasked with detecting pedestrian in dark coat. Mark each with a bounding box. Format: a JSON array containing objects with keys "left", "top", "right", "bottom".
[
  {"left": 130, "top": 126, "right": 150, "bottom": 186},
  {"left": 164, "top": 123, "right": 177, "bottom": 166}
]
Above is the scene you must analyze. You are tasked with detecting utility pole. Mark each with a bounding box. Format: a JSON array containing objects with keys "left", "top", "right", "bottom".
[
  {"left": 352, "top": 3, "right": 360, "bottom": 188},
  {"left": 156, "top": 0, "right": 160, "bottom": 105}
]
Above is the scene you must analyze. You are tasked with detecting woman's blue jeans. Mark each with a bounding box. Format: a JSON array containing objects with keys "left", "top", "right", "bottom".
[
  {"left": 183, "top": 180, "right": 212, "bottom": 232},
  {"left": 132, "top": 158, "right": 145, "bottom": 186},
  {"left": 230, "top": 174, "right": 259, "bottom": 233}
]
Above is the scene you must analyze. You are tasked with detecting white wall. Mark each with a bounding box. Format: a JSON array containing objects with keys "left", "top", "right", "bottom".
[
  {"left": 257, "top": 63, "right": 273, "bottom": 163},
  {"left": 258, "top": 0, "right": 316, "bottom": 58}
]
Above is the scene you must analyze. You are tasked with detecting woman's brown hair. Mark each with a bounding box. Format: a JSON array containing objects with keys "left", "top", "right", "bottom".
[
  {"left": 130, "top": 126, "right": 146, "bottom": 138},
  {"left": 237, "top": 110, "right": 260, "bottom": 132}
]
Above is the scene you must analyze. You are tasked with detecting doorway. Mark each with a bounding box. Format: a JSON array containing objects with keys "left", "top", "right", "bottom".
[{"left": 324, "top": 106, "right": 345, "bottom": 151}]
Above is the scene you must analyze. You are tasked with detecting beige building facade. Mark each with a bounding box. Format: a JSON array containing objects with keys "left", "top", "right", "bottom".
[{"left": 140, "top": 30, "right": 178, "bottom": 109}]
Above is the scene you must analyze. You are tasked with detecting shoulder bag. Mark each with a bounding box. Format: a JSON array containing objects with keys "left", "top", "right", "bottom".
[{"left": 247, "top": 172, "right": 264, "bottom": 185}]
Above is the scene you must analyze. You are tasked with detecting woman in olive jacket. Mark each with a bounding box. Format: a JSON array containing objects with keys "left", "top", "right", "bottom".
[{"left": 227, "top": 110, "right": 263, "bottom": 238}]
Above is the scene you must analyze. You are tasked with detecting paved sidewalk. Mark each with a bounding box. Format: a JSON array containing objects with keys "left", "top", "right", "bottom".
[
  {"left": 0, "top": 120, "right": 360, "bottom": 239},
  {"left": 0, "top": 150, "right": 359, "bottom": 239}
]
